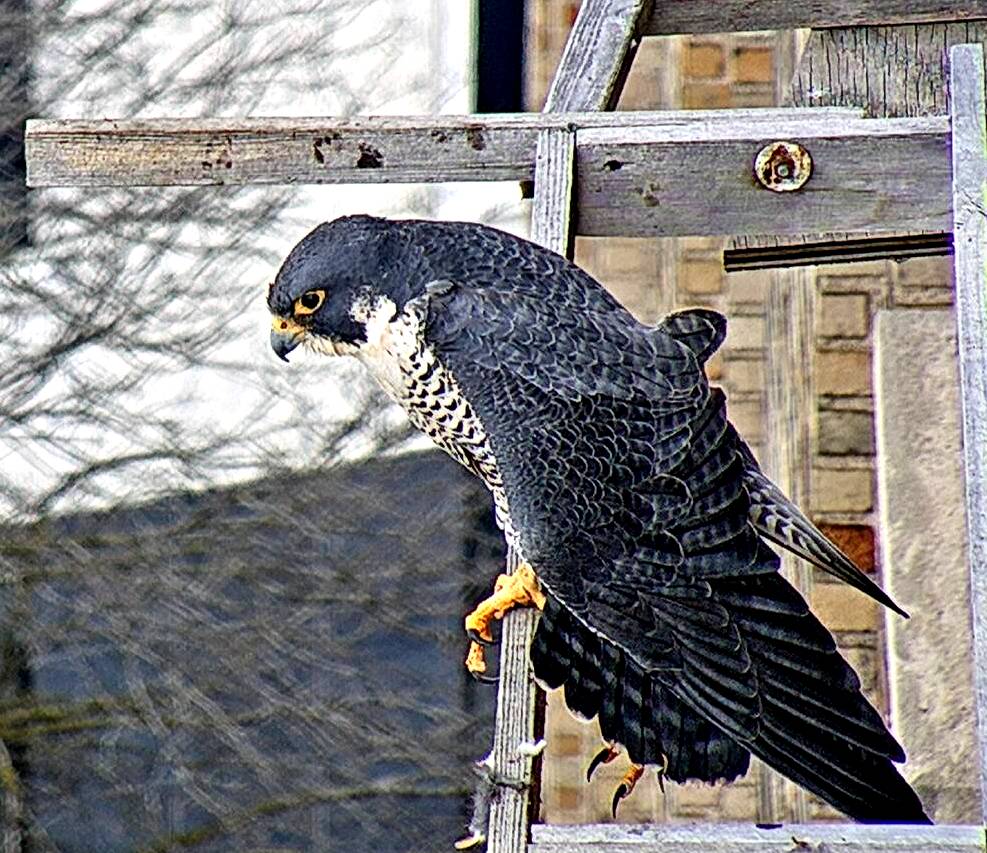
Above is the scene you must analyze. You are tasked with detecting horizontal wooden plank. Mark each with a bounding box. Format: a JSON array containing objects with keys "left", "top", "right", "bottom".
[
  {"left": 575, "top": 115, "right": 951, "bottom": 238},
  {"left": 529, "top": 822, "right": 987, "bottom": 852},
  {"left": 643, "top": 0, "right": 987, "bottom": 35},
  {"left": 26, "top": 110, "right": 953, "bottom": 239},
  {"left": 723, "top": 232, "right": 953, "bottom": 270},
  {"left": 25, "top": 108, "right": 860, "bottom": 188}
]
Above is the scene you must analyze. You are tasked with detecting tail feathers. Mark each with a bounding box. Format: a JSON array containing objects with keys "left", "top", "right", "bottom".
[
  {"left": 531, "top": 596, "right": 750, "bottom": 785},
  {"left": 531, "top": 584, "right": 930, "bottom": 824},
  {"left": 738, "top": 444, "right": 908, "bottom": 618},
  {"left": 692, "top": 575, "right": 930, "bottom": 823}
]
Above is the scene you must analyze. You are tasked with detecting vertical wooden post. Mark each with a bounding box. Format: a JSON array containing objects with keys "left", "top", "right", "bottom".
[
  {"left": 948, "top": 42, "right": 987, "bottom": 818},
  {"left": 485, "top": 2, "right": 653, "bottom": 849},
  {"left": 486, "top": 129, "right": 576, "bottom": 853}
]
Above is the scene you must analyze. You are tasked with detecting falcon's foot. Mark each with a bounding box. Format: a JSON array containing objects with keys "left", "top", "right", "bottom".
[
  {"left": 588, "top": 745, "right": 667, "bottom": 817},
  {"left": 464, "top": 562, "right": 546, "bottom": 681},
  {"left": 611, "top": 764, "right": 644, "bottom": 818},
  {"left": 587, "top": 743, "right": 621, "bottom": 782}
]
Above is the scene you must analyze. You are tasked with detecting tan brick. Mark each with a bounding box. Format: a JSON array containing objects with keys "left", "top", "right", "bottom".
[
  {"left": 894, "top": 285, "right": 954, "bottom": 307},
  {"left": 727, "top": 397, "right": 763, "bottom": 442},
  {"left": 682, "top": 81, "right": 732, "bottom": 109},
  {"left": 718, "top": 782, "right": 758, "bottom": 820},
  {"left": 817, "top": 522, "right": 876, "bottom": 571},
  {"left": 674, "top": 782, "right": 721, "bottom": 813},
  {"left": 815, "top": 350, "right": 872, "bottom": 396},
  {"left": 728, "top": 84, "right": 775, "bottom": 109},
  {"left": 812, "top": 584, "right": 880, "bottom": 632},
  {"left": 811, "top": 466, "right": 873, "bottom": 513},
  {"left": 817, "top": 294, "right": 869, "bottom": 338},
  {"left": 555, "top": 785, "right": 583, "bottom": 811},
  {"left": 727, "top": 270, "right": 770, "bottom": 305},
  {"left": 684, "top": 42, "right": 726, "bottom": 79},
  {"left": 841, "top": 643, "right": 883, "bottom": 705},
  {"left": 817, "top": 408, "right": 875, "bottom": 455},
  {"left": 896, "top": 254, "right": 951, "bottom": 287},
  {"left": 680, "top": 257, "right": 723, "bottom": 295},
  {"left": 725, "top": 315, "right": 765, "bottom": 350},
  {"left": 733, "top": 46, "right": 773, "bottom": 84},
  {"left": 726, "top": 358, "right": 762, "bottom": 393}
]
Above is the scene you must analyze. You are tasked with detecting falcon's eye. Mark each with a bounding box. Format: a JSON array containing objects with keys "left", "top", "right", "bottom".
[{"left": 294, "top": 289, "right": 326, "bottom": 316}]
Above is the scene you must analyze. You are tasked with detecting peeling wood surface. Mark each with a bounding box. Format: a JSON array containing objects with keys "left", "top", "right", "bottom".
[
  {"left": 545, "top": 0, "right": 654, "bottom": 112},
  {"left": 728, "top": 22, "right": 987, "bottom": 262},
  {"left": 644, "top": 0, "right": 987, "bottom": 35},
  {"left": 949, "top": 42, "right": 987, "bottom": 821},
  {"left": 529, "top": 822, "right": 987, "bottom": 851},
  {"left": 575, "top": 115, "right": 951, "bottom": 238},
  {"left": 26, "top": 111, "right": 955, "bottom": 240},
  {"left": 26, "top": 108, "right": 858, "bottom": 188},
  {"left": 792, "top": 22, "right": 987, "bottom": 117},
  {"left": 484, "top": 130, "right": 577, "bottom": 853}
]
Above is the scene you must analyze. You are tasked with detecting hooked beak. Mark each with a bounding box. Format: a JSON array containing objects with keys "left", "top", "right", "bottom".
[{"left": 270, "top": 315, "right": 305, "bottom": 362}]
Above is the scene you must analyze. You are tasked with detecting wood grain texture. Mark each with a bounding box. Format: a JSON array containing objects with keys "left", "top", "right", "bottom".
[
  {"left": 729, "top": 21, "right": 987, "bottom": 260},
  {"left": 544, "top": 0, "right": 655, "bottom": 112},
  {"left": 948, "top": 41, "right": 987, "bottom": 822},
  {"left": 529, "top": 822, "right": 987, "bottom": 851},
  {"left": 792, "top": 23, "right": 987, "bottom": 117},
  {"left": 24, "top": 108, "right": 860, "bottom": 188},
  {"left": 644, "top": 0, "right": 987, "bottom": 35},
  {"left": 485, "top": 130, "right": 577, "bottom": 853},
  {"left": 576, "top": 115, "right": 951, "bottom": 238},
  {"left": 531, "top": 130, "right": 576, "bottom": 256},
  {"left": 723, "top": 233, "right": 953, "bottom": 270},
  {"left": 486, "top": 551, "right": 542, "bottom": 853}
]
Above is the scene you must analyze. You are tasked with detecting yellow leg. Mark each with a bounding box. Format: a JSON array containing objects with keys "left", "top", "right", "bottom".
[{"left": 464, "top": 562, "right": 546, "bottom": 679}]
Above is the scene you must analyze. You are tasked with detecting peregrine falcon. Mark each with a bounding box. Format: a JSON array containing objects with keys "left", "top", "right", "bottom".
[{"left": 267, "top": 214, "right": 929, "bottom": 824}]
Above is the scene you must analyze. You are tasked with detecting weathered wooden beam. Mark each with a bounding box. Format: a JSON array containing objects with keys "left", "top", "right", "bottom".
[
  {"left": 529, "top": 822, "right": 987, "bottom": 852},
  {"left": 723, "top": 233, "right": 952, "bottom": 271},
  {"left": 575, "top": 115, "right": 951, "bottom": 238},
  {"left": 544, "top": 0, "right": 654, "bottom": 112},
  {"left": 26, "top": 111, "right": 954, "bottom": 239},
  {"left": 792, "top": 23, "right": 987, "bottom": 117},
  {"left": 948, "top": 42, "right": 987, "bottom": 821},
  {"left": 487, "top": 4, "right": 644, "bottom": 849},
  {"left": 483, "top": 129, "right": 577, "bottom": 853},
  {"left": 643, "top": 0, "right": 987, "bottom": 35},
  {"left": 728, "top": 21, "right": 987, "bottom": 260},
  {"left": 25, "top": 108, "right": 857, "bottom": 188}
]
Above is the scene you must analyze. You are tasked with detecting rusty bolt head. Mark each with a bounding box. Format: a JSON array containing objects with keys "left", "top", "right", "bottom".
[{"left": 754, "top": 141, "right": 812, "bottom": 192}]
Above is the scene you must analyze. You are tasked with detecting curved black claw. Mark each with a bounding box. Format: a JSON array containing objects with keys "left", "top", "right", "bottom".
[
  {"left": 470, "top": 667, "right": 499, "bottom": 684},
  {"left": 587, "top": 744, "right": 619, "bottom": 782},
  {"left": 466, "top": 627, "right": 497, "bottom": 647},
  {"left": 611, "top": 783, "right": 630, "bottom": 819},
  {"left": 656, "top": 753, "right": 669, "bottom": 794}
]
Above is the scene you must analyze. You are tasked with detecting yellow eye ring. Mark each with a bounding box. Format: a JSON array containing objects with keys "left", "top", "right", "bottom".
[{"left": 294, "top": 289, "right": 326, "bottom": 316}]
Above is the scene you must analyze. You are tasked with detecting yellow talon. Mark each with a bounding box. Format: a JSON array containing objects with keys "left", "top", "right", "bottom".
[
  {"left": 612, "top": 764, "right": 645, "bottom": 817},
  {"left": 463, "top": 563, "right": 546, "bottom": 646},
  {"left": 466, "top": 641, "right": 488, "bottom": 677}
]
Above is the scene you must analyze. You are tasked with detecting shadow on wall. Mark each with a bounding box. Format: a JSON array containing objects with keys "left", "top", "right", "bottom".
[{"left": 0, "top": 450, "right": 502, "bottom": 853}]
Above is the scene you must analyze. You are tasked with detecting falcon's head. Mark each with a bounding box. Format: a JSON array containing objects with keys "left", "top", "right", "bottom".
[{"left": 267, "top": 215, "right": 425, "bottom": 362}]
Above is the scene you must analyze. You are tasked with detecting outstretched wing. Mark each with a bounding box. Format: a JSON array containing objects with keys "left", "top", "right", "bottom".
[{"left": 424, "top": 278, "right": 928, "bottom": 823}]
